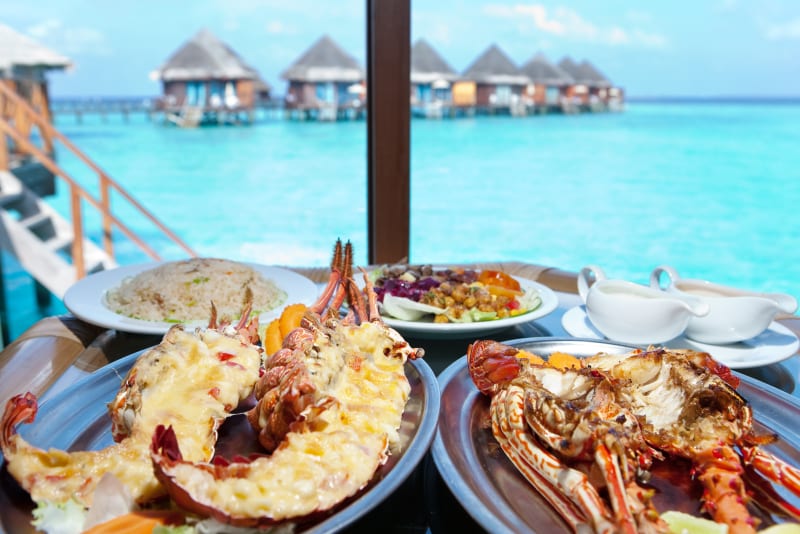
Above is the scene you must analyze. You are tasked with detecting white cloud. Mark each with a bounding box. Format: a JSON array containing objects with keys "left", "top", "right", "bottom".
[
  {"left": 765, "top": 18, "right": 800, "bottom": 40},
  {"left": 265, "top": 20, "right": 296, "bottom": 35},
  {"left": 27, "top": 18, "right": 62, "bottom": 39},
  {"left": 483, "top": 3, "right": 668, "bottom": 48},
  {"left": 26, "top": 18, "right": 111, "bottom": 56},
  {"left": 427, "top": 22, "right": 452, "bottom": 45}
]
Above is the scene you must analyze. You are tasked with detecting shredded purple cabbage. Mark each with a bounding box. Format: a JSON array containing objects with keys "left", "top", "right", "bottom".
[
  {"left": 374, "top": 269, "right": 478, "bottom": 302},
  {"left": 374, "top": 276, "right": 441, "bottom": 302}
]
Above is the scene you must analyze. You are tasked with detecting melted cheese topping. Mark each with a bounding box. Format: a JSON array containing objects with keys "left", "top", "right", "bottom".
[
  {"left": 161, "top": 321, "right": 413, "bottom": 521},
  {"left": 6, "top": 325, "right": 262, "bottom": 506}
]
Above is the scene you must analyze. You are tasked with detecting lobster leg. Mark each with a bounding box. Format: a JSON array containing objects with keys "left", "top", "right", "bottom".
[
  {"left": 696, "top": 446, "right": 757, "bottom": 534},
  {"left": 593, "top": 444, "right": 641, "bottom": 534},
  {"left": 744, "top": 464, "right": 800, "bottom": 522},
  {"left": 494, "top": 386, "right": 616, "bottom": 534},
  {"left": 310, "top": 239, "right": 344, "bottom": 315},
  {"left": 490, "top": 396, "right": 588, "bottom": 532},
  {"left": 359, "top": 267, "right": 381, "bottom": 323},
  {"left": 744, "top": 446, "right": 800, "bottom": 497}
]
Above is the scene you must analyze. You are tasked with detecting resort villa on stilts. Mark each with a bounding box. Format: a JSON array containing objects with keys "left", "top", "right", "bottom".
[
  {"left": 557, "top": 56, "right": 622, "bottom": 112},
  {"left": 281, "top": 35, "right": 366, "bottom": 121},
  {"left": 410, "top": 39, "right": 462, "bottom": 119},
  {"left": 460, "top": 44, "right": 530, "bottom": 116},
  {"left": 519, "top": 53, "right": 576, "bottom": 114},
  {"left": 151, "top": 28, "right": 271, "bottom": 127}
]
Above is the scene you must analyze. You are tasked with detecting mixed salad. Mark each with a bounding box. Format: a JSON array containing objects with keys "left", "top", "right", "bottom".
[{"left": 369, "top": 265, "right": 542, "bottom": 323}]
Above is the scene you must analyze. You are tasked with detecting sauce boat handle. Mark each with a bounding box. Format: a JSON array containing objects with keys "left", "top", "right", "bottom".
[
  {"left": 577, "top": 265, "right": 606, "bottom": 303},
  {"left": 650, "top": 265, "right": 680, "bottom": 290}
]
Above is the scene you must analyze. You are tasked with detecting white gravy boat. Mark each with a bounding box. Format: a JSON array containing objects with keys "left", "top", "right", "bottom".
[
  {"left": 578, "top": 265, "right": 709, "bottom": 345},
  {"left": 650, "top": 265, "right": 798, "bottom": 344}
]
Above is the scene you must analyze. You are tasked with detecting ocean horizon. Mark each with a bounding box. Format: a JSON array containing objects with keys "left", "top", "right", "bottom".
[{"left": 3, "top": 99, "right": 799, "bottom": 342}]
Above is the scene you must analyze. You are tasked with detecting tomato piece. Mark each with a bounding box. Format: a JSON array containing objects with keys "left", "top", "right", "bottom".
[
  {"left": 486, "top": 285, "right": 523, "bottom": 298},
  {"left": 478, "top": 270, "right": 521, "bottom": 291}
]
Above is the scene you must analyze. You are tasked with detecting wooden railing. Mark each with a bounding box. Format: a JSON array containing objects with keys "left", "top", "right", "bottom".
[{"left": 0, "top": 80, "right": 196, "bottom": 278}]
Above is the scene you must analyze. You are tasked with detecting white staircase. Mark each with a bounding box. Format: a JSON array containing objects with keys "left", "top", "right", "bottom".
[{"left": 0, "top": 170, "right": 116, "bottom": 299}]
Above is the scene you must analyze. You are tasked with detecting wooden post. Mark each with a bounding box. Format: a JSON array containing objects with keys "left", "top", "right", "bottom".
[
  {"left": 100, "top": 175, "right": 113, "bottom": 258},
  {"left": 0, "top": 125, "right": 8, "bottom": 171},
  {"left": 31, "top": 83, "right": 55, "bottom": 156},
  {"left": 70, "top": 187, "right": 86, "bottom": 279},
  {"left": 366, "top": 0, "right": 410, "bottom": 264},
  {"left": 0, "top": 252, "right": 8, "bottom": 346}
]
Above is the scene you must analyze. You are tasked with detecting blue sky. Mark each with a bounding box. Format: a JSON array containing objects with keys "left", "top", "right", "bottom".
[{"left": 2, "top": 0, "right": 799, "bottom": 98}]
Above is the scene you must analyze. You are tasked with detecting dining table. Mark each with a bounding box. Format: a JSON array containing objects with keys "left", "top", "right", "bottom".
[{"left": 1, "top": 262, "right": 798, "bottom": 534}]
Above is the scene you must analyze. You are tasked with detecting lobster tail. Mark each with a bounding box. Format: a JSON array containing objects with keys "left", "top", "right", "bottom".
[
  {"left": 1, "top": 392, "right": 37, "bottom": 452},
  {"left": 467, "top": 340, "right": 523, "bottom": 396}
]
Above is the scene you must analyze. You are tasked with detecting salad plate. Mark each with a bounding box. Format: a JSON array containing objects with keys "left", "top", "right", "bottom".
[
  {"left": 64, "top": 262, "right": 319, "bottom": 335},
  {"left": 432, "top": 337, "right": 800, "bottom": 533},
  {"left": 561, "top": 305, "right": 799, "bottom": 369},
  {"left": 1, "top": 347, "right": 440, "bottom": 533},
  {"left": 379, "top": 277, "right": 559, "bottom": 339}
]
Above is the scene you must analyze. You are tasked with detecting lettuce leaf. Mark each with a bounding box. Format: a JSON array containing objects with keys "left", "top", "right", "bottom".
[{"left": 31, "top": 499, "right": 87, "bottom": 534}]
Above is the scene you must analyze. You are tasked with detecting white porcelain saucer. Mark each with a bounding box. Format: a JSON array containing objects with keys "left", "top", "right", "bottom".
[{"left": 561, "top": 305, "right": 799, "bottom": 369}]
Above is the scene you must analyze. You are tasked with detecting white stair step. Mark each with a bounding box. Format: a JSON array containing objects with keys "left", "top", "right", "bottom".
[{"left": 21, "top": 212, "right": 52, "bottom": 231}]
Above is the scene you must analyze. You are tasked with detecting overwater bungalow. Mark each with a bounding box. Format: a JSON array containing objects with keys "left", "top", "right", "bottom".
[
  {"left": 282, "top": 35, "right": 365, "bottom": 121},
  {"left": 557, "top": 57, "right": 618, "bottom": 112},
  {"left": 579, "top": 60, "right": 623, "bottom": 111},
  {"left": 461, "top": 44, "right": 530, "bottom": 116},
  {"left": 519, "top": 52, "right": 575, "bottom": 114},
  {"left": 151, "top": 29, "right": 265, "bottom": 127},
  {"left": 557, "top": 56, "right": 591, "bottom": 109},
  {"left": 0, "top": 22, "right": 71, "bottom": 193},
  {"left": 410, "top": 39, "right": 460, "bottom": 119}
]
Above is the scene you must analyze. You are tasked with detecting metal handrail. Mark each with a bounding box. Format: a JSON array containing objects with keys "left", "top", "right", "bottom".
[{"left": 0, "top": 81, "right": 196, "bottom": 278}]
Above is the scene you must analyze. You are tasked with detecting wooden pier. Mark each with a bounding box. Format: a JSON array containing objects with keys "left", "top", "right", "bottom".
[{"left": 50, "top": 98, "right": 284, "bottom": 124}]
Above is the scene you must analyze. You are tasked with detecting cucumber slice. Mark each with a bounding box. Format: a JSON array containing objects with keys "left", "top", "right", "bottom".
[
  {"left": 660, "top": 511, "right": 728, "bottom": 534},
  {"left": 381, "top": 293, "right": 445, "bottom": 321}
]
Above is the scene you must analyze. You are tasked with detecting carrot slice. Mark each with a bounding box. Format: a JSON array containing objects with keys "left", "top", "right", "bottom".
[
  {"left": 517, "top": 350, "right": 545, "bottom": 365},
  {"left": 263, "top": 318, "right": 282, "bottom": 355},
  {"left": 279, "top": 303, "right": 307, "bottom": 338},
  {"left": 547, "top": 351, "right": 582, "bottom": 370},
  {"left": 83, "top": 511, "right": 183, "bottom": 534}
]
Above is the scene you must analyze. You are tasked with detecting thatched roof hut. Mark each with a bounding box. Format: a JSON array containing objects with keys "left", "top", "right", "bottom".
[
  {"left": 410, "top": 39, "right": 460, "bottom": 115},
  {"left": 152, "top": 28, "right": 260, "bottom": 83},
  {"left": 520, "top": 53, "right": 573, "bottom": 87},
  {"left": 578, "top": 60, "right": 612, "bottom": 89},
  {"left": 151, "top": 28, "right": 266, "bottom": 123},
  {"left": 557, "top": 56, "right": 592, "bottom": 86},
  {"left": 281, "top": 35, "right": 364, "bottom": 83},
  {"left": 461, "top": 44, "right": 528, "bottom": 111},
  {"left": 0, "top": 23, "right": 70, "bottom": 189},
  {"left": 0, "top": 23, "right": 71, "bottom": 78},
  {"left": 557, "top": 57, "right": 613, "bottom": 89},
  {"left": 519, "top": 52, "right": 573, "bottom": 109},
  {"left": 282, "top": 35, "right": 365, "bottom": 119},
  {"left": 150, "top": 28, "right": 268, "bottom": 124},
  {"left": 411, "top": 39, "right": 459, "bottom": 85},
  {"left": 462, "top": 44, "right": 529, "bottom": 86}
]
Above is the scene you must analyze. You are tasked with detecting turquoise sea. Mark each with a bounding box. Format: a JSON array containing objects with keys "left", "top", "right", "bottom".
[{"left": 4, "top": 101, "right": 800, "bottom": 342}]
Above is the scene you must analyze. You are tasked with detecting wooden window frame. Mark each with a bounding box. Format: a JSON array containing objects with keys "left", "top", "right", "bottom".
[{"left": 367, "top": 0, "right": 410, "bottom": 264}]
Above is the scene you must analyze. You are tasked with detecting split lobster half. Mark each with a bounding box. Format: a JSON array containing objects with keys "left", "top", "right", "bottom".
[
  {"left": 150, "top": 240, "right": 424, "bottom": 526},
  {"left": 468, "top": 340, "right": 800, "bottom": 534}
]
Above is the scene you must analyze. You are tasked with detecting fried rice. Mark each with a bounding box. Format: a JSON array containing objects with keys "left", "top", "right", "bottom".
[{"left": 104, "top": 258, "right": 287, "bottom": 322}]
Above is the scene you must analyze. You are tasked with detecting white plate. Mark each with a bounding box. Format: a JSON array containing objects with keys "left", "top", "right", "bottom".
[
  {"left": 64, "top": 262, "right": 319, "bottom": 335},
  {"left": 3, "top": 348, "right": 440, "bottom": 533},
  {"left": 380, "top": 277, "right": 559, "bottom": 339},
  {"left": 432, "top": 338, "right": 800, "bottom": 533},
  {"left": 561, "top": 305, "right": 800, "bottom": 369}
]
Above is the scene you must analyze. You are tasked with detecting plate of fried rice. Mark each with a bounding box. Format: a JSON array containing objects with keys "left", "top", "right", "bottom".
[{"left": 64, "top": 258, "right": 319, "bottom": 334}]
